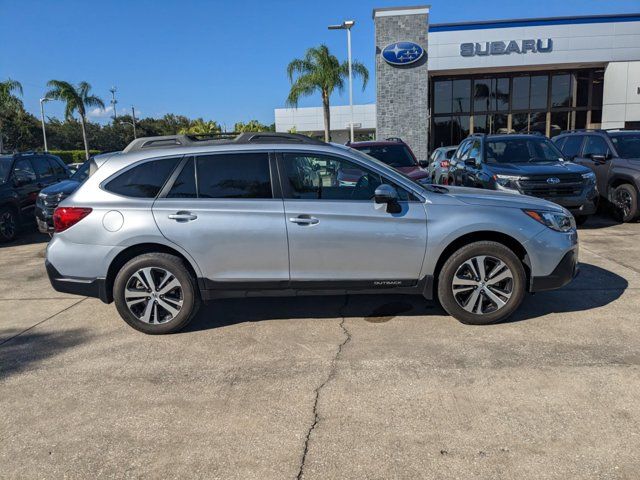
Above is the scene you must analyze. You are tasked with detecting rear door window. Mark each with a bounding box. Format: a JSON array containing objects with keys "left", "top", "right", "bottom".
[
  {"left": 48, "top": 157, "right": 67, "bottom": 177},
  {"left": 559, "top": 136, "right": 584, "bottom": 159},
  {"left": 31, "top": 156, "right": 55, "bottom": 179},
  {"left": 196, "top": 153, "right": 272, "bottom": 199},
  {"left": 105, "top": 157, "right": 181, "bottom": 198},
  {"left": 13, "top": 159, "right": 37, "bottom": 184},
  {"left": 167, "top": 158, "right": 197, "bottom": 198}
]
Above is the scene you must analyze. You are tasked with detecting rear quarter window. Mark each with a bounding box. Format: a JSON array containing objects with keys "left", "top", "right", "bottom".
[{"left": 105, "top": 157, "right": 180, "bottom": 198}]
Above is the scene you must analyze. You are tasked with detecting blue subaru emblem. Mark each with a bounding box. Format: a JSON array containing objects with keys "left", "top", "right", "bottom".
[
  {"left": 547, "top": 177, "right": 561, "bottom": 184},
  {"left": 382, "top": 42, "right": 425, "bottom": 66}
]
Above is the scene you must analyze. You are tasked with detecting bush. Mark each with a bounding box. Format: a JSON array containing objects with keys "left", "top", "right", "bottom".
[{"left": 49, "top": 150, "right": 100, "bottom": 164}]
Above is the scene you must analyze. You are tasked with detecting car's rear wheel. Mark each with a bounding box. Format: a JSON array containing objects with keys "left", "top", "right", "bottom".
[
  {"left": 437, "top": 241, "right": 526, "bottom": 325},
  {"left": 611, "top": 184, "right": 639, "bottom": 223},
  {"left": 574, "top": 215, "right": 589, "bottom": 226},
  {"left": 113, "top": 253, "right": 200, "bottom": 334},
  {"left": 0, "top": 206, "right": 18, "bottom": 243}
]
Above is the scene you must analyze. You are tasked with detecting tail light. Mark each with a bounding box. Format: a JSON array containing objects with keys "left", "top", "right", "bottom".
[
  {"left": 53, "top": 207, "right": 92, "bottom": 233},
  {"left": 440, "top": 160, "right": 450, "bottom": 168},
  {"left": 442, "top": 177, "right": 449, "bottom": 185}
]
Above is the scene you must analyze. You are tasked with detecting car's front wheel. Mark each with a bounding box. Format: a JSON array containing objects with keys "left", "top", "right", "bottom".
[
  {"left": 437, "top": 241, "right": 526, "bottom": 325},
  {"left": 0, "top": 206, "right": 18, "bottom": 243},
  {"left": 611, "top": 184, "right": 639, "bottom": 223},
  {"left": 113, "top": 253, "right": 200, "bottom": 334}
]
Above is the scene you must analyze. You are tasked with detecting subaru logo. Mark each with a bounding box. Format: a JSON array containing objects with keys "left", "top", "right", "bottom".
[
  {"left": 381, "top": 42, "right": 425, "bottom": 66},
  {"left": 547, "top": 177, "right": 561, "bottom": 184}
]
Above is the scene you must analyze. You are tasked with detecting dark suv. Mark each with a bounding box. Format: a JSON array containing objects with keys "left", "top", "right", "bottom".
[
  {"left": 347, "top": 138, "right": 429, "bottom": 183},
  {"left": 0, "top": 152, "right": 69, "bottom": 242},
  {"left": 553, "top": 129, "right": 640, "bottom": 222},
  {"left": 448, "top": 134, "right": 598, "bottom": 224}
]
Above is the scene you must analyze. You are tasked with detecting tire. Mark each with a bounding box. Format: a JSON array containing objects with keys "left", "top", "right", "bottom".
[
  {"left": 113, "top": 253, "right": 201, "bottom": 334},
  {"left": 437, "top": 241, "right": 526, "bottom": 325},
  {"left": 575, "top": 215, "right": 589, "bottom": 226},
  {"left": 0, "top": 206, "right": 18, "bottom": 243},
  {"left": 611, "top": 184, "right": 639, "bottom": 223}
]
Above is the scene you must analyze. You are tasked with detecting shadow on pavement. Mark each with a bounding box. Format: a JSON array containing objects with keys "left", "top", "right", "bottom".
[
  {"left": 185, "top": 262, "right": 626, "bottom": 332},
  {"left": 0, "top": 328, "right": 90, "bottom": 380},
  {"left": 0, "top": 229, "right": 50, "bottom": 248}
]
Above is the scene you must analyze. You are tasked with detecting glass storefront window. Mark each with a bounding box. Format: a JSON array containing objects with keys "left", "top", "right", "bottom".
[
  {"left": 452, "top": 116, "right": 470, "bottom": 145},
  {"left": 473, "top": 79, "right": 493, "bottom": 112},
  {"left": 496, "top": 78, "right": 509, "bottom": 111},
  {"left": 574, "top": 110, "right": 587, "bottom": 130},
  {"left": 575, "top": 72, "right": 590, "bottom": 108},
  {"left": 530, "top": 75, "right": 548, "bottom": 110},
  {"left": 493, "top": 114, "right": 508, "bottom": 133},
  {"left": 433, "top": 81, "right": 452, "bottom": 114},
  {"left": 512, "top": 113, "right": 529, "bottom": 133},
  {"left": 473, "top": 115, "right": 487, "bottom": 134},
  {"left": 433, "top": 116, "right": 453, "bottom": 148},
  {"left": 591, "top": 70, "right": 604, "bottom": 109},
  {"left": 512, "top": 77, "right": 530, "bottom": 110},
  {"left": 530, "top": 111, "right": 547, "bottom": 135},
  {"left": 550, "top": 111, "right": 570, "bottom": 136},
  {"left": 452, "top": 80, "right": 470, "bottom": 113},
  {"left": 551, "top": 74, "right": 572, "bottom": 108}
]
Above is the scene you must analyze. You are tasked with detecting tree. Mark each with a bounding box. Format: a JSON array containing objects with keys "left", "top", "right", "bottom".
[
  {"left": 234, "top": 120, "right": 273, "bottom": 132},
  {"left": 45, "top": 80, "right": 105, "bottom": 159},
  {"left": 286, "top": 44, "right": 368, "bottom": 142},
  {"left": 0, "top": 78, "right": 24, "bottom": 152},
  {"left": 178, "top": 119, "right": 221, "bottom": 135}
]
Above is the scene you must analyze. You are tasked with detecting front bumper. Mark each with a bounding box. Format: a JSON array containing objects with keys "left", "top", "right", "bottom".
[
  {"left": 46, "top": 260, "right": 109, "bottom": 303},
  {"left": 34, "top": 205, "right": 54, "bottom": 233},
  {"left": 530, "top": 250, "right": 579, "bottom": 292}
]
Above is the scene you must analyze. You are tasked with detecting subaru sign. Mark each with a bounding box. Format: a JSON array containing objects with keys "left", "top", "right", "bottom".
[
  {"left": 382, "top": 42, "right": 425, "bottom": 66},
  {"left": 460, "top": 39, "right": 553, "bottom": 57}
]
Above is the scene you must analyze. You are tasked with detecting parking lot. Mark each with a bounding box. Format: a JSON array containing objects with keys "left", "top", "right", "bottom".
[{"left": 0, "top": 216, "right": 639, "bottom": 479}]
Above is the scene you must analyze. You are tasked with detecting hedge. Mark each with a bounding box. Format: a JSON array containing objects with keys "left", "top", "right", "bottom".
[{"left": 49, "top": 150, "right": 101, "bottom": 164}]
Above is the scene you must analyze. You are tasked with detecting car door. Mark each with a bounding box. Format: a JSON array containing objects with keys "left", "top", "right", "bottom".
[
  {"left": 450, "top": 140, "right": 470, "bottom": 185},
  {"left": 11, "top": 158, "right": 39, "bottom": 218},
  {"left": 153, "top": 152, "right": 289, "bottom": 287},
  {"left": 462, "top": 139, "right": 482, "bottom": 187},
  {"left": 278, "top": 151, "right": 427, "bottom": 285},
  {"left": 577, "top": 135, "right": 612, "bottom": 195}
]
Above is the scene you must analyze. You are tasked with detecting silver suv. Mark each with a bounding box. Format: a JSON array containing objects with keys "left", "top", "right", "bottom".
[{"left": 45, "top": 133, "right": 579, "bottom": 334}]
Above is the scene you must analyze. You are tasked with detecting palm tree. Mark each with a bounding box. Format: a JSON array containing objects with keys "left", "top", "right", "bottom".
[
  {"left": 45, "top": 80, "right": 105, "bottom": 159},
  {"left": 178, "top": 119, "right": 221, "bottom": 135},
  {"left": 0, "top": 78, "right": 24, "bottom": 153},
  {"left": 286, "top": 45, "right": 368, "bottom": 142}
]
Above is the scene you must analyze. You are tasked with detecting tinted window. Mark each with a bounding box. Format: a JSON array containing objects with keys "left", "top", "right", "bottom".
[
  {"left": 512, "top": 76, "right": 530, "bottom": 110},
  {"left": 353, "top": 144, "right": 416, "bottom": 168},
  {"left": 583, "top": 136, "right": 610, "bottom": 157},
  {"left": 32, "top": 157, "right": 55, "bottom": 178},
  {"left": 48, "top": 157, "right": 67, "bottom": 176},
  {"left": 13, "top": 159, "right": 37, "bottom": 184},
  {"left": 433, "top": 81, "right": 452, "bottom": 114},
  {"left": 496, "top": 78, "right": 509, "bottom": 111},
  {"left": 560, "top": 136, "right": 584, "bottom": 159},
  {"left": 197, "top": 153, "right": 271, "bottom": 199},
  {"left": 0, "top": 157, "right": 11, "bottom": 184},
  {"left": 452, "top": 80, "right": 470, "bottom": 113},
  {"left": 105, "top": 157, "right": 180, "bottom": 198},
  {"left": 530, "top": 75, "right": 548, "bottom": 110},
  {"left": 167, "top": 158, "right": 197, "bottom": 198},
  {"left": 551, "top": 74, "right": 572, "bottom": 108},
  {"left": 70, "top": 161, "right": 90, "bottom": 182},
  {"left": 474, "top": 79, "right": 493, "bottom": 112},
  {"left": 610, "top": 134, "right": 640, "bottom": 159},
  {"left": 485, "top": 138, "right": 563, "bottom": 164}
]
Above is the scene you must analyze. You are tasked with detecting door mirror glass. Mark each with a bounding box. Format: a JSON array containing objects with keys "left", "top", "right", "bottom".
[
  {"left": 590, "top": 153, "right": 608, "bottom": 163},
  {"left": 374, "top": 184, "right": 401, "bottom": 213},
  {"left": 464, "top": 156, "right": 479, "bottom": 167},
  {"left": 418, "top": 160, "right": 429, "bottom": 168}
]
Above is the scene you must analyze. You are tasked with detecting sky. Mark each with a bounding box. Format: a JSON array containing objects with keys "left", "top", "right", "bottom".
[{"left": 2, "top": 0, "right": 639, "bottom": 127}]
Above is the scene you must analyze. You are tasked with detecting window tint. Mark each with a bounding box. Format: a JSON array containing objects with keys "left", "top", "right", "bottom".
[
  {"left": 49, "top": 157, "right": 67, "bottom": 176},
  {"left": 530, "top": 75, "right": 548, "bottom": 110},
  {"left": 560, "top": 136, "right": 584, "bottom": 159},
  {"left": 583, "top": 136, "right": 610, "bottom": 157},
  {"left": 512, "top": 76, "right": 530, "bottom": 110},
  {"left": 105, "top": 157, "right": 180, "bottom": 198},
  {"left": 13, "top": 159, "right": 37, "bottom": 184},
  {"left": 610, "top": 134, "right": 640, "bottom": 159},
  {"left": 197, "top": 153, "right": 271, "bottom": 199},
  {"left": 167, "top": 158, "right": 197, "bottom": 198},
  {"left": 32, "top": 157, "right": 55, "bottom": 178},
  {"left": 354, "top": 145, "right": 416, "bottom": 168},
  {"left": 485, "top": 138, "right": 563, "bottom": 163},
  {"left": 433, "top": 81, "right": 452, "bottom": 114}
]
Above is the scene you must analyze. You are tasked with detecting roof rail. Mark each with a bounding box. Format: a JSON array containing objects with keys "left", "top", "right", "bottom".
[
  {"left": 385, "top": 137, "right": 404, "bottom": 143},
  {"left": 122, "top": 132, "right": 325, "bottom": 153}
]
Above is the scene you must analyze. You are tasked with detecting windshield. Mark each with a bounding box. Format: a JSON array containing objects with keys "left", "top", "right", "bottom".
[
  {"left": 353, "top": 144, "right": 417, "bottom": 168},
  {"left": 0, "top": 157, "right": 11, "bottom": 184},
  {"left": 485, "top": 137, "right": 564, "bottom": 164},
  {"left": 610, "top": 134, "right": 640, "bottom": 159},
  {"left": 71, "top": 161, "right": 91, "bottom": 182}
]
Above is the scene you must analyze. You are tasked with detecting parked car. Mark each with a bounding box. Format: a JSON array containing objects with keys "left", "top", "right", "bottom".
[
  {"left": 46, "top": 132, "right": 578, "bottom": 334},
  {"left": 448, "top": 133, "right": 598, "bottom": 225},
  {"left": 35, "top": 155, "right": 114, "bottom": 234},
  {"left": 0, "top": 152, "right": 70, "bottom": 242},
  {"left": 428, "top": 146, "right": 457, "bottom": 184},
  {"left": 347, "top": 138, "right": 430, "bottom": 183},
  {"left": 553, "top": 129, "right": 640, "bottom": 222},
  {"left": 67, "top": 162, "right": 84, "bottom": 174}
]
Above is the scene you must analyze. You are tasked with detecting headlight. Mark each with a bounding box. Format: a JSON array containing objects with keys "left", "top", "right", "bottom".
[
  {"left": 494, "top": 174, "right": 521, "bottom": 192},
  {"left": 581, "top": 171, "right": 596, "bottom": 184},
  {"left": 523, "top": 209, "right": 575, "bottom": 232}
]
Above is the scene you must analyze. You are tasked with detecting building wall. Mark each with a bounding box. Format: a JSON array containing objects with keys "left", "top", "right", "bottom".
[
  {"left": 374, "top": 7, "right": 430, "bottom": 160},
  {"left": 274, "top": 104, "right": 376, "bottom": 138},
  {"left": 602, "top": 61, "right": 640, "bottom": 128}
]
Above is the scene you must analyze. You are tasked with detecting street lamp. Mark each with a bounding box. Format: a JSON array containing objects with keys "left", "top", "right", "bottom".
[
  {"left": 39, "top": 98, "right": 50, "bottom": 152},
  {"left": 328, "top": 19, "right": 355, "bottom": 143}
]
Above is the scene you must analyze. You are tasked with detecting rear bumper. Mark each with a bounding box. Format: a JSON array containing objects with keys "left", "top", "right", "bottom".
[
  {"left": 530, "top": 250, "right": 579, "bottom": 292},
  {"left": 46, "top": 260, "right": 109, "bottom": 303}
]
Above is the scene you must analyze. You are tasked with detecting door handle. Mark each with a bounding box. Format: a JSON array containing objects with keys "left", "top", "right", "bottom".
[
  {"left": 289, "top": 215, "right": 319, "bottom": 225},
  {"left": 168, "top": 211, "right": 198, "bottom": 222}
]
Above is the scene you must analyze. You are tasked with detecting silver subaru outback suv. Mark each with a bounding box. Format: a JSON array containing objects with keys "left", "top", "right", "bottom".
[{"left": 46, "top": 132, "right": 578, "bottom": 334}]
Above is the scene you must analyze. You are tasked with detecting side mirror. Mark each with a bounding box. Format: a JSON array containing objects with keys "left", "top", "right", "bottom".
[
  {"left": 374, "top": 184, "right": 401, "bottom": 214},
  {"left": 418, "top": 160, "right": 429, "bottom": 168},
  {"left": 464, "top": 156, "right": 479, "bottom": 167},
  {"left": 590, "top": 153, "right": 608, "bottom": 163}
]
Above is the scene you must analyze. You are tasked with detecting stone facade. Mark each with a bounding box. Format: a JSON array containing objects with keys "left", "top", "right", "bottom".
[{"left": 374, "top": 7, "right": 429, "bottom": 160}]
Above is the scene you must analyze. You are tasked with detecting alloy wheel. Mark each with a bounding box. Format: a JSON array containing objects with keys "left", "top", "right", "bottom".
[
  {"left": 0, "top": 211, "right": 16, "bottom": 239},
  {"left": 124, "top": 267, "right": 184, "bottom": 324},
  {"left": 451, "top": 255, "right": 514, "bottom": 315},
  {"left": 614, "top": 188, "right": 633, "bottom": 220}
]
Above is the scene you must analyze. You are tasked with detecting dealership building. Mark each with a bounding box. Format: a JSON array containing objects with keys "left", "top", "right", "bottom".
[{"left": 275, "top": 7, "right": 640, "bottom": 160}]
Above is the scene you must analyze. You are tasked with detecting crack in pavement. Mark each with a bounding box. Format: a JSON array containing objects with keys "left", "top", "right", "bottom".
[{"left": 296, "top": 296, "right": 352, "bottom": 480}]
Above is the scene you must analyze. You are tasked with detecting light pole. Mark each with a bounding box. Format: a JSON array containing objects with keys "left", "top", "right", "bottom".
[
  {"left": 328, "top": 20, "right": 355, "bottom": 143},
  {"left": 131, "top": 106, "right": 137, "bottom": 139},
  {"left": 110, "top": 86, "right": 118, "bottom": 122},
  {"left": 39, "top": 98, "right": 50, "bottom": 152}
]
